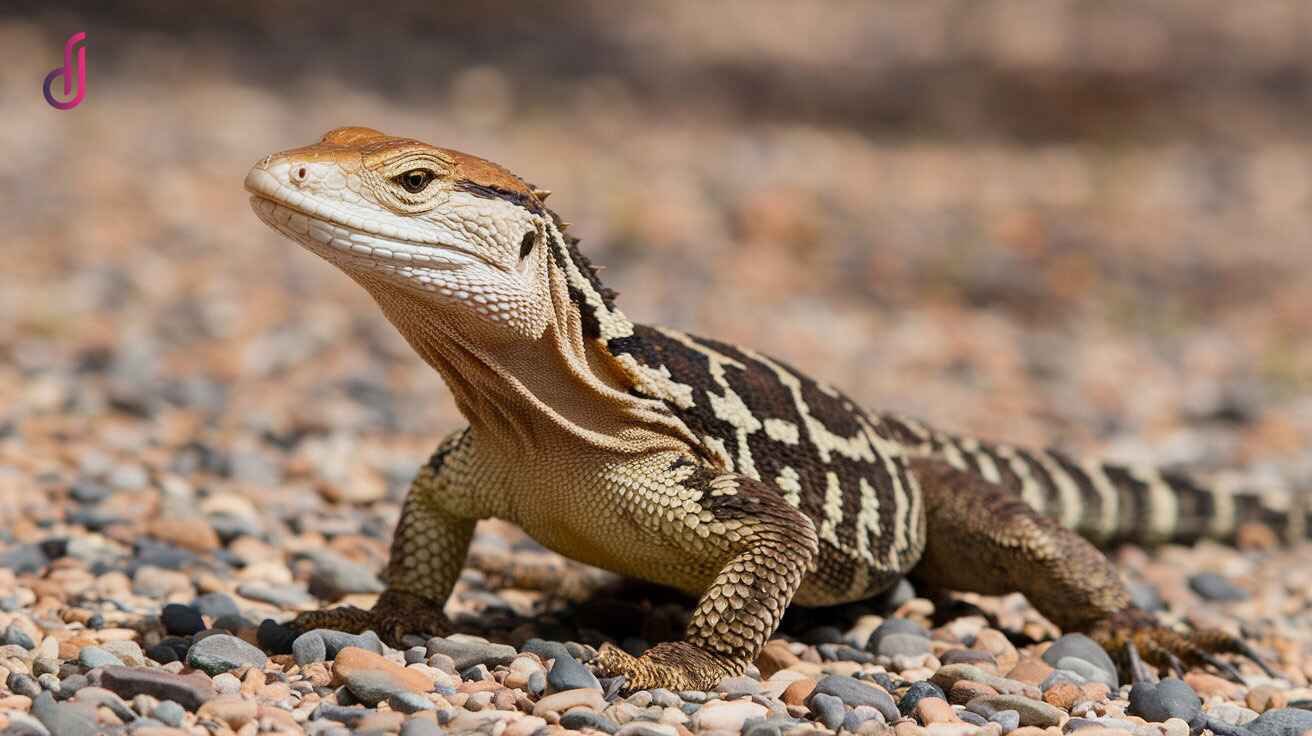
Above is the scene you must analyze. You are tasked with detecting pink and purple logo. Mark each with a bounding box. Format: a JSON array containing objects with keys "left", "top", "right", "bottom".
[{"left": 43, "top": 32, "right": 87, "bottom": 110}]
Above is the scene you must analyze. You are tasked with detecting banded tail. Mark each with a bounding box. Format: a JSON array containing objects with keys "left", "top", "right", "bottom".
[{"left": 883, "top": 415, "right": 1309, "bottom": 546}]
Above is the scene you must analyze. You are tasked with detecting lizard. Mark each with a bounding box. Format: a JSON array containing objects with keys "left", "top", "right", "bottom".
[{"left": 244, "top": 127, "right": 1302, "bottom": 691}]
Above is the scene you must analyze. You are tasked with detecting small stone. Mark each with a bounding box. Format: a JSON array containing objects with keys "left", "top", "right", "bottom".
[
  {"left": 1056, "top": 657, "right": 1117, "bottom": 691},
  {"left": 150, "top": 700, "right": 186, "bottom": 727},
  {"left": 196, "top": 696, "right": 258, "bottom": 729},
  {"left": 1188, "top": 572, "right": 1249, "bottom": 602},
  {"left": 867, "top": 619, "right": 931, "bottom": 653},
  {"left": 533, "top": 688, "right": 607, "bottom": 716},
  {"left": 914, "top": 696, "right": 955, "bottom": 725},
  {"left": 949, "top": 680, "right": 998, "bottom": 705},
  {"left": 756, "top": 640, "right": 800, "bottom": 680},
  {"left": 1044, "top": 680, "right": 1084, "bottom": 710},
  {"left": 160, "top": 604, "right": 206, "bottom": 637},
  {"left": 783, "top": 678, "right": 817, "bottom": 707},
  {"left": 547, "top": 653, "right": 601, "bottom": 692},
  {"left": 192, "top": 592, "right": 241, "bottom": 620},
  {"left": 424, "top": 637, "right": 516, "bottom": 671},
  {"left": 559, "top": 708, "right": 620, "bottom": 733},
  {"left": 100, "top": 640, "right": 145, "bottom": 667},
  {"left": 809, "top": 692, "right": 846, "bottom": 731},
  {"left": 899, "top": 681, "right": 948, "bottom": 715},
  {"left": 811, "top": 676, "right": 898, "bottom": 722},
  {"left": 1185, "top": 671, "right": 1243, "bottom": 699},
  {"left": 718, "top": 675, "right": 762, "bottom": 698},
  {"left": 1246, "top": 707, "right": 1312, "bottom": 736},
  {"left": 4, "top": 623, "right": 36, "bottom": 650},
  {"left": 696, "top": 699, "right": 769, "bottom": 731},
  {"left": 30, "top": 691, "right": 98, "bottom": 736},
  {"left": 77, "top": 646, "right": 124, "bottom": 670},
  {"left": 400, "top": 717, "right": 445, "bottom": 736},
  {"left": 1008, "top": 659, "right": 1056, "bottom": 686},
  {"left": 877, "top": 633, "right": 933, "bottom": 658},
  {"left": 967, "top": 695, "right": 1064, "bottom": 728},
  {"left": 1247, "top": 685, "right": 1288, "bottom": 713},
  {"left": 148, "top": 517, "right": 221, "bottom": 554},
  {"left": 293, "top": 632, "right": 328, "bottom": 665},
  {"left": 940, "top": 649, "right": 998, "bottom": 669},
  {"left": 211, "top": 672, "right": 241, "bottom": 695},
  {"left": 520, "top": 638, "right": 573, "bottom": 662},
  {"left": 1127, "top": 679, "right": 1201, "bottom": 725},
  {"left": 105, "top": 667, "right": 217, "bottom": 711},
  {"left": 388, "top": 692, "right": 436, "bottom": 714},
  {"left": 1041, "top": 635, "right": 1118, "bottom": 690},
  {"left": 1162, "top": 717, "right": 1191, "bottom": 736},
  {"left": 1207, "top": 703, "right": 1261, "bottom": 727},
  {"left": 334, "top": 646, "right": 435, "bottom": 705},
  {"left": 185, "top": 634, "right": 267, "bottom": 676},
  {"left": 313, "top": 629, "right": 384, "bottom": 657},
  {"left": 990, "top": 709, "right": 1021, "bottom": 733},
  {"left": 972, "top": 629, "right": 1019, "bottom": 672}
]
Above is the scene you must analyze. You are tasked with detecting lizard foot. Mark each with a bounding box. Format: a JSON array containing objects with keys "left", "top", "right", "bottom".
[
  {"left": 289, "top": 589, "right": 452, "bottom": 647},
  {"left": 1089, "top": 608, "right": 1277, "bottom": 684},
  {"left": 593, "top": 642, "right": 737, "bottom": 693}
]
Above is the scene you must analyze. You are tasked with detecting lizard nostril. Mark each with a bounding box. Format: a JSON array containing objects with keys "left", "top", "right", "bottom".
[{"left": 293, "top": 166, "right": 308, "bottom": 184}]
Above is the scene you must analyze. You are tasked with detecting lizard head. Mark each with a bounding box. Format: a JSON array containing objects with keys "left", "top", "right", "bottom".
[{"left": 245, "top": 127, "right": 612, "bottom": 343}]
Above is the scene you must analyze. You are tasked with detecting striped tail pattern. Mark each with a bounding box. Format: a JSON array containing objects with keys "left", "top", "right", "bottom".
[{"left": 882, "top": 414, "right": 1308, "bottom": 547}]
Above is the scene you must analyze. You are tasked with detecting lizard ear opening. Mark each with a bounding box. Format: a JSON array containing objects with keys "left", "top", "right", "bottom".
[{"left": 519, "top": 230, "right": 537, "bottom": 260}]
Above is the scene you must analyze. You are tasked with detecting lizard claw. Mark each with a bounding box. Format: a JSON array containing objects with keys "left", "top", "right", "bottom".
[
  {"left": 287, "top": 589, "right": 452, "bottom": 647},
  {"left": 1092, "top": 608, "right": 1278, "bottom": 684},
  {"left": 593, "top": 642, "right": 735, "bottom": 693}
]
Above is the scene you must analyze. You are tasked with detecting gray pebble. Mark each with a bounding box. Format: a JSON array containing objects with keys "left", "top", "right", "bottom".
[
  {"left": 185, "top": 633, "right": 268, "bottom": 676},
  {"left": 425, "top": 636, "right": 517, "bottom": 671},
  {"left": 809, "top": 692, "right": 846, "bottom": 731},
  {"left": 1128, "top": 679, "right": 1202, "bottom": 725},
  {"left": 1056, "top": 657, "right": 1117, "bottom": 691},
  {"left": 874, "top": 632, "right": 932, "bottom": 658},
  {"left": 4, "top": 622, "right": 36, "bottom": 650},
  {"left": 313, "top": 628, "right": 385, "bottom": 657},
  {"left": 99, "top": 666, "right": 217, "bottom": 711},
  {"left": 1041, "top": 633, "right": 1119, "bottom": 689},
  {"left": 37, "top": 674, "right": 60, "bottom": 693},
  {"left": 3, "top": 712, "right": 52, "bottom": 736},
  {"left": 959, "top": 710, "right": 988, "bottom": 727},
  {"left": 560, "top": 709, "right": 619, "bottom": 733},
  {"left": 967, "top": 694, "right": 1065, "bottom": 728},
  {"left": 989, "top": 709, "right": 1021, "bottom": 732},
  {"left": 1247, "top": 707, "right": 1312, "bottom": 736},
  {"left": 30, "top": 691, "right": 99, "bottom": 736},
  {"left": 305, "top": 550, "right": 385, "bottom": 598},
  {"left": 718, "top": 675, "right": 762, "bottom": 698},
  {"left": 78, "top": 645, "right": 124, "bottom": 670},
  {"left": 547, "top": 652, "right": 601, "bottom": 692},
  {"left": 388, "top": 691, "right": 436, "bottom": 714},
  {"left": 312, "top": 703, "right": 370, "bottom": 726},
  {"left": 810, "top": 675, "right": 898, "bottom": 722},
  {"left": 649, "top": 688, "right": 680, "bottom": 708},
  {"left": 527, "top": 670, "right": 547, "bottom": 698},
  {"left": 9, "top": 673, "right": 43, "bottom": 698},
  {"left": 191, "top": 592, "right": 242, "bottom": 620},
  {"left": 404, "top": 646, "right": 427, "bottom": 665},
  {"left": 521, "top": 638, "right": 572, "bottom": 662},
  {"left": 151, "top": 700, "right": 186, "bottom": 727},
  {"left": 235, "top": 582, "right": 317, "bottom": 609},
  {"left": 865, "top": 618, "right": 930, "bottom": 653},
  {"left": 1189, "top": 572, "right": 1249, "bottom": 602},
  {"left": 293, "top": 631, "right": 329, "bottom": 664},
  {"left": 897, "top": 681, "right": 947, "bottom": 716}
]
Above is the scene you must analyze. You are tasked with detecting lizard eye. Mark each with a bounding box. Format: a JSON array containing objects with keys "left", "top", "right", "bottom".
[{"left": 395, "top": 168, "right": 435, "bottom": 193}]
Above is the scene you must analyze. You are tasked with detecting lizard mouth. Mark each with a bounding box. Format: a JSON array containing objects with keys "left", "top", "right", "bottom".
[{"left": 244, "top": 169, "right": 497, "bottom": 271}]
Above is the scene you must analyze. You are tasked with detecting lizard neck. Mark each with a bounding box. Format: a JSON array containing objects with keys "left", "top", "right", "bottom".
[{"left": 354, "top": 266, "right": 697, "bottom": 459}]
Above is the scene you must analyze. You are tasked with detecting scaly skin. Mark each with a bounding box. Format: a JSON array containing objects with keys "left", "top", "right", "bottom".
[{"left": 245, "top": 128, "right": 1301, "bottom": 690}]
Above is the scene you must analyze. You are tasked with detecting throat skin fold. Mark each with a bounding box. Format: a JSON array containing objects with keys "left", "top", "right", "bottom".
[{"left": 351, "top": 261, "right": 698, "bottom": 460}]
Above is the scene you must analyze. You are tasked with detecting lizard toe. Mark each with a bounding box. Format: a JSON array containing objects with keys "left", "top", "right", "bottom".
[
  {"left": 1090, "top": 608, "right": 1278, "bottom": 684},
  {"left": 593, "top": 642, "right": 736, "bottom": 693}
]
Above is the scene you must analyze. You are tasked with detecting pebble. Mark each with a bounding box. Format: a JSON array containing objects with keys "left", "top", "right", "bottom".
[
  {"left": 77, "top": 646, "right": 123, "bottom": 670},
  {"left": 967, "top": 694, "right": 1065, "bottom": 728},
  {"left": 547, "top": 652, "right": 602, "bottom": 692},
  {"left": 990, "top": 709, "right": 1021, "bottom": 732},
  {"left": 425, "top": 636, "right": 517, "bottom": 671},
  {"left": 30, "top": 691, "right": 99, "bottom": 736},
  {"left": 185, "top": 634, "right": 267, "bottom": 676},
  {"left": 900, "top": 681, "right": 948, "bottom": 715},
  {"left": 1246, "top": 707, "right": 1312, "bottom": 736},
  {"left": 400, "top": 718, "right": 445, "bottom": 736},
  {"left": 532, "top": 687, "right": 607, "bottom": 716},
  {"left": 810, "top": 675, "right": 899, "bottom": 722},
  {"left": 150, "top": 700, "right": 186, "bottom": 727},
  {"left": 1188, "top": 572, "right": 1250, "bottom": 602},
  {"left": 1128, "top": 679, "right": 1202, "bottom": 725},
  {"left": 914, "top": 696, "right": 955, "bottom": 725},
  {"left": 334, "top": 646, "right": 435, "bottom": 705},
  {"left": 99, "top": 666, "right": 216, "bottom": 711},
  {"left": 1041, "top": 634, "right": 1119, "bottom": 690},
  {"left": 867, "top": 618, "right": 931, "bottom": 653},
  {"left": 809, "top": 692, "right": 847, "bottom": 731},
  {"left": 559, "top": 708, "right": 620, "bottom": 733}
]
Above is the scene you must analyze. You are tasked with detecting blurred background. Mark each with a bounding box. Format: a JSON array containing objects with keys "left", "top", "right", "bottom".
[{"left": 1, "top": 1, "right": 1310, "bottom": 540}]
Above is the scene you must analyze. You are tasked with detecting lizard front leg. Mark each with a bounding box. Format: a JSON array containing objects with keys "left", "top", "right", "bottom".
[
  {"left": 290, "top": 430, "right": 479, "bottom": 645},
  {"left": 594, "top": 473, "right": 819, "bottom": 691}
]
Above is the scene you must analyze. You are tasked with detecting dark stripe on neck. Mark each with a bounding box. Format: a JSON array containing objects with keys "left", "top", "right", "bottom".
[{"left": 455, "top": 180, "right": 545, "bottom": 214}]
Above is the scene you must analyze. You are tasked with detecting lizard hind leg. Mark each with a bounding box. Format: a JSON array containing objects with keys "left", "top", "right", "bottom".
[
  {"left": 593, "top": 473, "right": 820, "bottom": 692},
  {"left": 907, "top": 457, "right": 1274, "bottom": 682}
]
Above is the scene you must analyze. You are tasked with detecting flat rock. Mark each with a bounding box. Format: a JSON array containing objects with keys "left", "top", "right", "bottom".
[
  {"left": 810, "top": 675, "right": 898, "bottom": 722},
  {"left": 334, "top": 646, "right": 435, "bottom": 705},
  {"left": 1247, "top": 707, "right": 1312, "bottom": 736},
  {"left": 967, "top": 694, "right": 1064, "bottom": 728},
  {"left": 532, "top": 687, "right": 607, "bottom": 716},
  {"left": 425, "top": 636, "right": 517, "bottom": 671},
  {"left": 185, "top": 634, "right": 267, "bottom": 676},
  {"left": 1040, "top": 634, "right": 1118, "bottom": 690},
  {"left": 1128, "top": 679, "right": 1202, "bottom": 725},
  {"left": 100, "top": 666, "right": 216, "bottom": 711},
  {"left": 547, "top": 652, "right": 601, "bottom": 692},
  {"left": 695, "top": 699, "right": 769, "bottom": 731}
]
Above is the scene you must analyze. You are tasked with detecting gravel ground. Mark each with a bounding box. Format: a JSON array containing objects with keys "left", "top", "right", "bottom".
[{"left": 3, "top": 3, "right": 1311, "bottom": 734}]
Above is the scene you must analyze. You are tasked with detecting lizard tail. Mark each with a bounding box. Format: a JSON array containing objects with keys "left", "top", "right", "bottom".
[{"left": 883, "top": 415, "right": 1308, "bottom": 546}]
